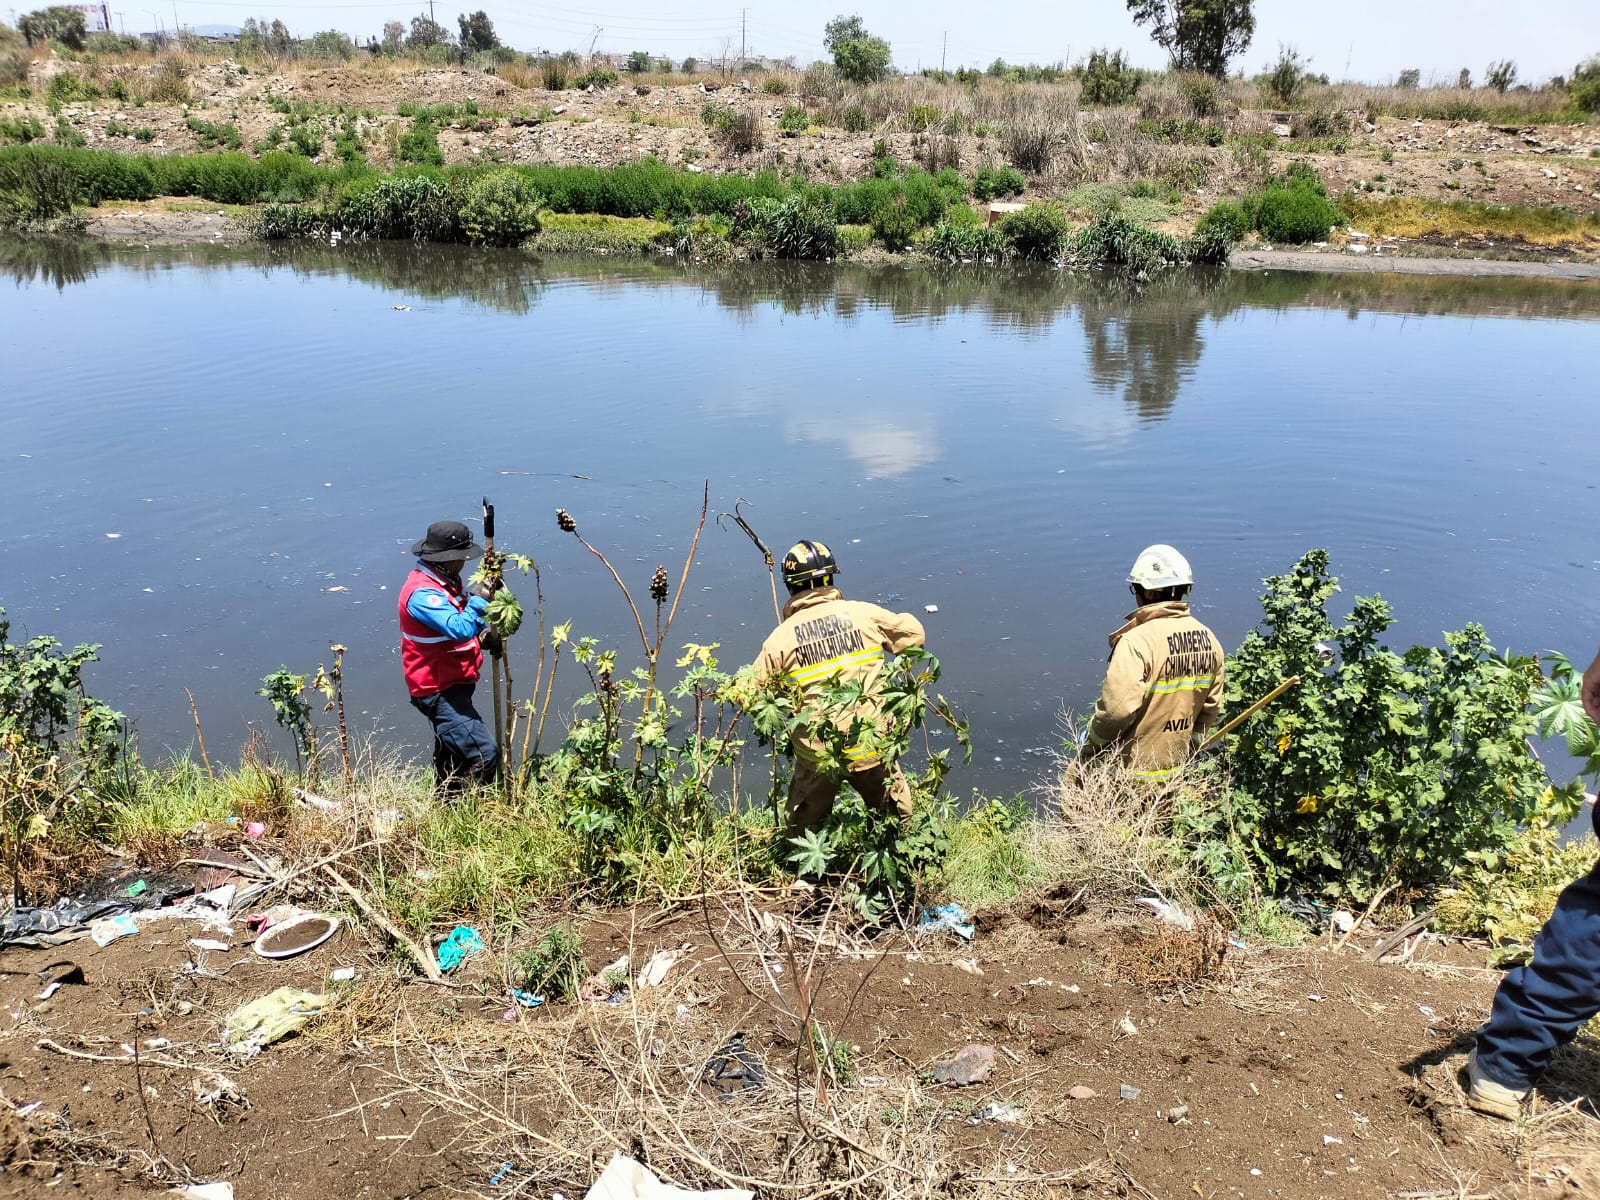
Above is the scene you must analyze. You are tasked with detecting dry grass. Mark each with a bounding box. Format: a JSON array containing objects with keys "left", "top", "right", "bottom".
[
  {"left": 337, "top": 895, "right": 1116, "bottom": 1199},
  {"left": 1340, "top": 195, "right": 1600, "bottom": 244}
]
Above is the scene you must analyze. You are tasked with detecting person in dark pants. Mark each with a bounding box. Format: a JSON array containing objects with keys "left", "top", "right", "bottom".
[
  {"left": 398, "top": 519, "right": 499, "bottom": 795},
  {"left": 1468, "top": 646, "right": 1600, "bottom": 1118}
]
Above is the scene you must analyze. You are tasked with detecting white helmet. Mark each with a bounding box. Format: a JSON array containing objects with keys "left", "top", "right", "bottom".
[{"left": 1127, "top": 544, "right": 1194, "bottom": 590}]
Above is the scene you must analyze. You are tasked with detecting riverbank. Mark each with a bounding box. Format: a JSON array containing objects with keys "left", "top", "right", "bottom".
[{"left": 62, "top": 197, "right": 1600, "bottom": 279}]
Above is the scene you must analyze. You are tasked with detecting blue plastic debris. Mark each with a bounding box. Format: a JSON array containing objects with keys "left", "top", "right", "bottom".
[
  {"left": 436, "top": 925, "right": 486, "bottom": 972},
  {"left": 489, "top": 1161, "right": 517, "bottom": 1186},
  {"left": 507, "top": 988, "right": 544, "bottom": 1008},
  {"left": 917, "top": 903, "right": 975, "bottom": 941}
]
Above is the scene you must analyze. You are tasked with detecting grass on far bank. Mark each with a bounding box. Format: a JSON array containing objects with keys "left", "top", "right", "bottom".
[{"left": 1340, "top": 194, "right": 1600, "bottom": 244}]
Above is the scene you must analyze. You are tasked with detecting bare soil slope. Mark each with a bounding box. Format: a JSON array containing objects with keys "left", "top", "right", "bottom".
[{"left": 3, "top": 887, "right": 1597, "bottom": 1199}]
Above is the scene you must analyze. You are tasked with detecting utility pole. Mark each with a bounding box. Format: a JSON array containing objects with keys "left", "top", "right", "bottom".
[
  {"left": 941, "top": 30, "right": 947, "bottom": 72},
  {"left": 739, "top": 7, "right": 745, "bottom": 67},
  {"left": 427, "top": 0, "right": 435, "bottom": 25}
]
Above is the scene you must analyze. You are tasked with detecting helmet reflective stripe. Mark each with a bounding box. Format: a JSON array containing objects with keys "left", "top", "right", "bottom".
[{"left": 1127, "top": 544, "right": 1194, "bottom": 590}]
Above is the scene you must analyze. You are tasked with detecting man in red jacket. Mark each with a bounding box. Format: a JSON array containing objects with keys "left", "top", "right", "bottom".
[{"left": 398, "top": 519, "right": 498, "bottom": 794}]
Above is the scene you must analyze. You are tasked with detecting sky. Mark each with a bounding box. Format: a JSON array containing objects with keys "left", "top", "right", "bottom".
[{"left": 57, "top": 0, "right": 1600, "bottom": 85}]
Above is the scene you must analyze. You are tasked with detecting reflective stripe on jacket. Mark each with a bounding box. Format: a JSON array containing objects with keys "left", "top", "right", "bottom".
[
  {"left": 1086, "top": 600, "right": 1224, "bottom": 781},
  {"left": 398, "top": 565, "right": 485, "bottom": 698},
  {"left": 755, "top": 587, "right": 926, "bottom": 767}
]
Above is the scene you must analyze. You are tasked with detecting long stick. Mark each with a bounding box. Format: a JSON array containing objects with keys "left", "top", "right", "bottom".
[
  {"left": 719, "top": 497, "right": 780, "bottom": 622},
  {"left": 322, "top": 865, "right": 445, "bottom": 983},
  {"left": 184, "top": 688, "right": 213, "bottom": 785},
  {"left": 1197, "top": 675, "right": 1301, "bottom": 754},
  {"left": 483, "top": 497, "right": 506, "bottom": 786}
]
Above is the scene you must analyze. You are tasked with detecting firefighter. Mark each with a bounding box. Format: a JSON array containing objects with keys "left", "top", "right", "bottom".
[
  {"left": 398, "top": 519, "right": 499, "bottom": 795},
  {"left": 754, "top": 539, "right": 926, "bottom": 838},
  {"left": 1084, "top": 544, "right": 1224, "bottom": 782},
  {"left": 1467, "top": 644, "right": 1600, "bottom": 1118}
]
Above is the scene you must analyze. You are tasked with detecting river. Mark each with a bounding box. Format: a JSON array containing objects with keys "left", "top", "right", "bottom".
[{"left": 4, "top": 237, "right": 1599, "bottom": 798}]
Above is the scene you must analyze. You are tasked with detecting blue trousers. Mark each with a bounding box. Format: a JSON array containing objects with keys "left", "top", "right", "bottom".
[
  {"left": 1476, "top": 857, "right": 1600, "bottom": 1089},
  {"left": 411, "top": 682, "right": 499, "bottom": 795}
]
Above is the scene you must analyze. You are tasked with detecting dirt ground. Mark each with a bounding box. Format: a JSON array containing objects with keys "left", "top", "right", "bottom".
[{"left": 3, "top": 877, "right": 1598, "bottom": 1200}]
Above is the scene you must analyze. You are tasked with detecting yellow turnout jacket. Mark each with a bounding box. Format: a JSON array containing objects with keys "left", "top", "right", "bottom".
[
  {"left": 1086, "top": 600, "right": 1224, "bottom": 781},
  {"left": 755, "top": 587, "right": 926, "bottom": 768}
]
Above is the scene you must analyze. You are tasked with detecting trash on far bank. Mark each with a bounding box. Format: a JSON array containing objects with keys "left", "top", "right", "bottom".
[
  {"left": 90, "top": 914, "right": 140, "bottom": 947},
  {"left": 126, "top": 880, "right": 148, "bottom": 898},
  {"left": 1136, "top": 896, "right": 1195, "bottom": 932},
  {"left": 1331, "top": 909, "right": 1356, "bottom": 934},
  {"left": 637, "top": 948, "right": 688, "bottom": 989},
  {"left": 916, "top": 903, "right": 975, "bottom": 941},
  {"left": 1067, "top": 1085, "right": 1096, "bottom": 1100},
  {"left": 1168, "top": 1105, "right": 1190, "bottom": 1123},
  {"left": 330, "top": 966, "right": 357, "bottom": 982},
  {"left": 967, "top": 1101, "right": 1025, "bottom": 1125},
  {"left": 253, "top": 911, "right": 339, "bottom": 960},
  {"left": 952, "top": 957, "right": 983, "bottom": 975},
  {"left": 930, "top": 1043, "right": 995, "bottom": 1087},
  {"left": 1117, "top": 1016, "right": 1139, "bottom": 1037},
  {"left": 703, "top": 1031, "right": 767, "bottom": 1102},
  {"left": 170, "top": 1184, "right": 234, "bottom": 1200},
  {"left": 507, "top": 988, "right": 544, "bottom": 1008},
  {"left": 36, "top": 961, "right": 86, "bottom": 1001},
  {"left": 190, "top": 938, "right": 230, "bottom": 952},
  {"left": 222, "top": 987, "right": 329, "bottom": 1056},
  {"left": 436, "top": 925, "right": 486, "bottom": 973},
  {"left": 1119, "top": 1083, "right": 1142, "bottom": 1100},
  {"left": 583, "top": 1152, "right": 754, "bottom": 1200}
]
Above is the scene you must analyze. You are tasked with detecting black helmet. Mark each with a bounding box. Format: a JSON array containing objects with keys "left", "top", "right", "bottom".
[{"left": 781, "top": 539, "right": 838, "bottom": 591}]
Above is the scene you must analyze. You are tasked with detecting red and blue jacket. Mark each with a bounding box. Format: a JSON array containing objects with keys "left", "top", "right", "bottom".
[{"left": 398, "top": 562, "right": 488, "bottom": 698}]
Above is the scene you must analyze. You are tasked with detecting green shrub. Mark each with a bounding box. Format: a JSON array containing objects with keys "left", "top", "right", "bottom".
[
  {"left": 1070, "top": 209, "right": 1184, "bottom": 273},
  {"left": 1196, "top": 199, "right": 1250, "bottom": 241},
  {"left": 762, "top": 75, "right": 788, "bottom": 95},
  {"left": 832, "top": 168, "right": 961, "bottom": 229},
  {"left": 777, "top": 105, "right": 808, "bottom": 133},
  {"left": 924, "top": 213, "right": 1005, "bottom": 261},
  {"left": 1079, "top": 47, "right": 1141, "bottom": 105},
  {"left": 869, "top": 193, "right": 918, "bottom": 248},
  {"left": 148, "top": 59, "right": 190, "bottom": 105},
  {"left": 0, "top": 113, "right": 44, "bottom": 143},
  {"left": 105, "top": 76, "right": 128, "bottom": 101},
  {"left": 0, "top": 22, "right": 27, "bottom": 90},
  {"left": 513, "top": 922, "right": 585, "bottom": 1000},
  {"left": 1190, "top": 550, "right": 1568, "bottom": 903},
  {"left": 1255, "top": 181, "right": 1339, "bottom": 242},
  {"left": 840, "top": 104, "right": 867, "bottom": 132},
  {"left": 1262, "top": 45, "right": 1307, "bottom": 106},
  {"left": 1183, "top": 221, "right": 1238, "bottom": 264},
  {"left": 397, "top": 115, "right": 442, "bottom": 166},
  {"left": 1172, "top": 73, "right": 1219, "bottom": 116},
  {"left": 286, "top": 120, "right": 321, "bottom": 157},
  {"left": 733, "top": 194, "right": 841, "bottom": 259},
  {"left": 336, "top": 174, "right": 455, "bottom": 240},
  {"left": 46, "top": 72, "right": 100, "bottom": 104},
  {"left": 541, "top": 61, "right": 567, "bottom": 90},
  {"left": 573, "top": 66, "right": 618, "bottom": 89},
  {"left": 51, "top": 116, "right": 83, "bottom": 147},
  {"left": 0, "top": 147, "right": 79, "bottom": 222},
  {"left": 997, "top": 202, "right": 1070, "bottom": 259},
  {"left": 134, "top": 126, "right": 154, "bottom": 142},
  {"left": 184, "top": 115, "right": 242, "bottom": 151},
  {"left": 905, "top": 104, "right": 939, "bottom": 132},
  {"left": 458, "top": 167, "right": 542, "bottom": 245},
  {"left": 252, "top": 202, "right": 327, "bottom": 239},
  {"left": 971, "top": 164, "right": 1025, "bottom": 199},
  {"left": 1572, "top": 56, "right": 1600, "bottom": 114}
]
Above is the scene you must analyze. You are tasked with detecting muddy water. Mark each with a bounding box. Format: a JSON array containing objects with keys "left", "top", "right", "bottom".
[{"left": 4, "top": 237, "right": 1600, "bottom": 797}]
